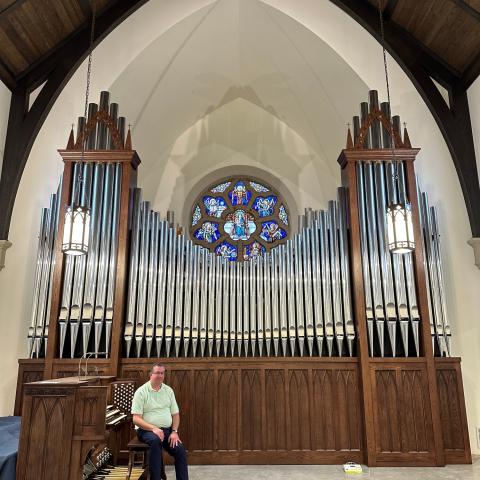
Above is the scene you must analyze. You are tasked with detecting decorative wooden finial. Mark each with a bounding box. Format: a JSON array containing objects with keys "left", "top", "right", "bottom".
[
  {"left": 125, "top": 124, "right": 132, "bottom": 150},
  {"left": 346, "top": 123, "right": 354, "bottom": 149},
  {"left": 403, "top": 122, "right": 411, "bottom": 148},
  {"left": 67, "top": 125, "right": 75, "bottom": 149}
]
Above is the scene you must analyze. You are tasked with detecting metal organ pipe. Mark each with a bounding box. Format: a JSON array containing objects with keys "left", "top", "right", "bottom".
[
  {"left": 121, "top": 188, "right": 360, "bottom": 358},
  {"left": 28, "top": 89, "right": 452, "bottom": 361}
]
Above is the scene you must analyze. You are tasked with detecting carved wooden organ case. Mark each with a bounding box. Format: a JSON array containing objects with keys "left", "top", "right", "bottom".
[{"left": 16, "top": 90, "right": 471, "bottom": 469}]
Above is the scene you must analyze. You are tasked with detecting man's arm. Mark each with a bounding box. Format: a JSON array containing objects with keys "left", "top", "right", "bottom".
[
  {"left": 169, "top": 412, "right": 181, "bottom": 447},
  {"left": 132, "top": 414, "right": 164, "bottom": 440},
  {"left": 171, "top": 412, "right": 180, "bottom": 432}
]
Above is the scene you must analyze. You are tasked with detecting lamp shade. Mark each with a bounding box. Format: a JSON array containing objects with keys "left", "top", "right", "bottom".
[
  {"left": 387, "top": 202, "right": 414, "bottom": 254},
  {"left": 62, "top": 205, "right": 90, "bottom": 255}
]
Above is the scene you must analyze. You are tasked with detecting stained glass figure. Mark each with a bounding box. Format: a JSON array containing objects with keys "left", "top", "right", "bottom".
[
  {"left": 228, "top": 181, "right": 251, "bottom": 206},
  {"left": 252, "top": 195, "right": 277, "bottom": 217},
  {"left": 192, "top": 205, "right": 201, "bottom": 226},
  {"left": 191, "top": 176, "right": 289, "bottom": 260},
  {"left": 244, "top": 241, "right": 266, "bottom": 260},
  {"left": 203, "top": 196, "right": 227, "bottom": 218},
  {"left": 194, "top": 222, "right": 220, "bottom": 243},
  {"left": 224, "top": 209, "right": 256, "bottom": 241},
  {"left": 279, "top": 204, "right": 289, "bottom": 225},
  {"left": 249, "top": 181, "right": 269, "bottom": 193},
  {"left": 260, "top": 221, "right": 287, "bottom": 243},
  {"left": 211, "top": 182, "right": 231, "bottom": 193},
  {"left": 215, "top": 241, "right": 237, "bottom": 261}
]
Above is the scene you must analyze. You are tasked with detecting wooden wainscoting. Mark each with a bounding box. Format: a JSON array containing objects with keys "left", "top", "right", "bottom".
[
  {"left": 435, "top": 358, "right": 472, "bottom": 464},
  {"left": 369, "top": 359, "right": 438, "bottom": 466},
  {"left": 120, "top": 357, "right": 364, "bottom": 464}
]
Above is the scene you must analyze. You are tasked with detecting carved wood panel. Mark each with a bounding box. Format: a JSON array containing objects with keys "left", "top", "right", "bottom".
[
  {"left": 372, "top": 363, "right": 436, "bottom": 463},
  {"left": 241, "top": 369, "right": 262, "bottom": 450},
  {"left": 437, "top": 368, "right": 464, "bottom": 450},
  {"left": 119, "top": 359, "right": 363, "bottom": 463},
  {"left": 17, "top": 389, "right": 75, "bottom": 480},
  {"left": 265, "top": 369, "right": 286, "bottom": 450},
  {"left": 217, "top": 369, "right": 238, "bottom": 451},
  {"left": 435, "top": 360, "right": 472, "bottom": 463},
  {"left": 14, "top": 360, "right": 45, "bottom": 416}
]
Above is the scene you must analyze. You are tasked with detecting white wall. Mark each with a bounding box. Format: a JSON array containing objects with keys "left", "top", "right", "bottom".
[
  {"left": 0, "top": 0, "right": 479, "bottom": 456},
  {"left": 0, "top": 82, "right": 11, "bottom": 178},
  {"left": 468, "top": 75, "right": 480, "bottom": 187}
]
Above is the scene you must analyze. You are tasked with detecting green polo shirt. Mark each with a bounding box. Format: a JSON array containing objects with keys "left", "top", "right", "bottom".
[{"left": 131, "top": 381, "right": 179, "bottom": 428}]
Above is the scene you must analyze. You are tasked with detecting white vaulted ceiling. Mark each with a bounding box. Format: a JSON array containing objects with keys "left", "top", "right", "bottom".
[{"left": 108, "top": 0, "right": 368, "bottom": 214}]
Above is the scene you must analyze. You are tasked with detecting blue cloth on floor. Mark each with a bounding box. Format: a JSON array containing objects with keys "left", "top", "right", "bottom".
[{"left": 0, "top": 416, "right": 21, "bottom": 480}]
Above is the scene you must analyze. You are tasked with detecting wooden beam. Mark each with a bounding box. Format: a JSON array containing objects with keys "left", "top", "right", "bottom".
[
  {"left": 461, "top": 49, "right": 480, "bottom": 89},
  {"left": 330, "top": 0, "right": 480, "bottom": 237},
  {"left": 0, "top": 0, "right": 27, "bottom": 18},
  {"left": 383, "top": 0, "right": 398, "bottom": 20},
  {"left": 77, "top": 0, "right": 92, "bottom": 20},
  {"left": 451, "top": 0, "right": 480, "bottom": 22},
  {"left": 0, "top": 0, "right": 149, "bottom": 240}
]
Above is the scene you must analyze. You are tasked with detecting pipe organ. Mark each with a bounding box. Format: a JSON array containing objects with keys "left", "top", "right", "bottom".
[
  {"left": 17, "top": 90, "right": 471, "bottom": 470},
  {"left": 28, "top": 92, "right": 451, "bottom": 361}
]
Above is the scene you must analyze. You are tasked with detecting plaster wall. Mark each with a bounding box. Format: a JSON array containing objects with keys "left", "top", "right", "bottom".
[
  {"left": 468, "top": 75, "right": 480, "bottom": 188},
  {"left": 0, "top": 0, "right": 478, "bottom": 457},
  {"left": 0, "top": 82, "right": 11, "bottom": 177}
]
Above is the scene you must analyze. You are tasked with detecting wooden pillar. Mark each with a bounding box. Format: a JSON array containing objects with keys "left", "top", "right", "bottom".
[
  {"left": 340, "top": 160, "right": 376, "bottom": 465},
  {"left": 44, "top": 149, "right": 140, "bottom": 379},
  {"left": 338, "top": 147, "right": 445, "bottom": 466},
  {"left": 404, "top": 159, "right": 445, "bottom": 465}
]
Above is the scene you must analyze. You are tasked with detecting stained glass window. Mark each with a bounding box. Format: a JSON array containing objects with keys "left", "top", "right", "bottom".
[{"left": 190, "top": 176, "right": 289, "bottom": 261}]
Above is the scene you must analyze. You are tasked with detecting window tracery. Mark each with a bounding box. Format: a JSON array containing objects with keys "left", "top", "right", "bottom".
[{"left": 190, "top": 177, "right": 290, "bottom": 261}]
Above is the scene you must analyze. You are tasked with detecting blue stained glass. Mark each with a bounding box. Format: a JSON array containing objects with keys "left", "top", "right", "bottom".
[
  {"left": 215, "top": 241, "right": 237, "bottom": 260},
  {"left": 244, "top": 241, "right": 266, "bottom": 260},
  {"left": 252, "top": 195, "right": 277, "bottom": 217},
  {"left": 228, "top": 181, "right": 251, "bottom": 206},
  {"left": 260, "top": 221, "right": 287, "bottom": 243},
  {"left": 194, "top": 222, "right": 220, "bottom": 243},
  {"left": 203, "top": 196, "right": 227, "bottom": 218},
  {"left": 224, "top": 209, "right": 256, "bottom": 241},
  {"left": 192, "top": 205, "right": 201, "bottom": 226},
  {"left": 249, "top": 181, "right": 269, "bottom": 192},
  {"left": 279, "top": 205, "right": 288, "bottom": 225},
  {"left": 211, "top": 182, "right": 231, "bottom": 193}
]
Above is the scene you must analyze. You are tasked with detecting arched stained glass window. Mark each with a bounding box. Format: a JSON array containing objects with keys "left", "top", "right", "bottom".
[{"left": 190, "top": 177, "right": 290, "bottom": 261}]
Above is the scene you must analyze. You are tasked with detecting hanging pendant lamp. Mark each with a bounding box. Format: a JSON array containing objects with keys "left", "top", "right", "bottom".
[
  {"left": 62, "top": 2, "right": 96, "bottom": 256},
  {"left": 377, "top": 0, "right": 415, "bottom": 254}
]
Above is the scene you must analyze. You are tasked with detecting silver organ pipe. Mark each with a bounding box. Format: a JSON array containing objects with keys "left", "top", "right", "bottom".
[
  {"left": 352, "top": 90, "right": 447, "bottom": 357},
  {"left": 63, "top": 92, "right": 124, "bottom": 359},
  {"left": 28, "top": 187, "right": 60, "bottom": 358},
  {"left": 29, "top": 92, "right": 126, "bottom": 359},
  {"left": 28, "top": 89, "right": 452, "bottom": 361},
  {"left": 123, "top": 188, "right": 358, "bottom": 358},
  {"left": 420, "top": 192, "right": 451, "bottom": 356}
]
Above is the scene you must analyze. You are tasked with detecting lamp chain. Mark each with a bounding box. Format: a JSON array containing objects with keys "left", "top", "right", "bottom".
[
  {"left": 377, "top": 1, "right": 398, "bottom": 156},
  {"left": 75, "top": 1, "right": 96, "bottom": 206}
]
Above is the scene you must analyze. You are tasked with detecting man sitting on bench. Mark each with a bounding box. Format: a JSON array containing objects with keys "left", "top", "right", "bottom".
[{"left": 131, "top": 363, "right": 189, "bottom": 480}]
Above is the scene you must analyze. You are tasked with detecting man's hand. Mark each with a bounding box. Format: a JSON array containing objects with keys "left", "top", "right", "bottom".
[
  {"left": 152, "top": 427, "right": 164, "bottom": 441},
  {"left": 169, "top": 431, "right": 181, "bottom": 448}
]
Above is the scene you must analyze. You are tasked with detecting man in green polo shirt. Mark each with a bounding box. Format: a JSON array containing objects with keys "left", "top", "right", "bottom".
[{"left": 131, "top": 363, "right": 188, "bottom": 480}]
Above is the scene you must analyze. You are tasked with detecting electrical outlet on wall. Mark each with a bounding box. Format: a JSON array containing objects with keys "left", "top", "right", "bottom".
[{"left": 476, "top": 427, "right": 480, "bottom": 449}]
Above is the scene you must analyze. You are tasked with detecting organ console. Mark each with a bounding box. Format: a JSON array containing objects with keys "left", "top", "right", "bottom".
[{"left": 15, "top": 376, "right": 137, "bottom": 480}]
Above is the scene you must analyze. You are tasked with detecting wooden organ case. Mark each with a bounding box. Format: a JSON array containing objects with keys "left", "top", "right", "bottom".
[{"left": 15, "top": 90, "right": 471, "bottom": 478}]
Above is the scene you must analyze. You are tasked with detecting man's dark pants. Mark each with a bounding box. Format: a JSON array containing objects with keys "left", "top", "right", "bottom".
[{"left": 137, "top": 427, "right": 189, "bottom": 480}]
